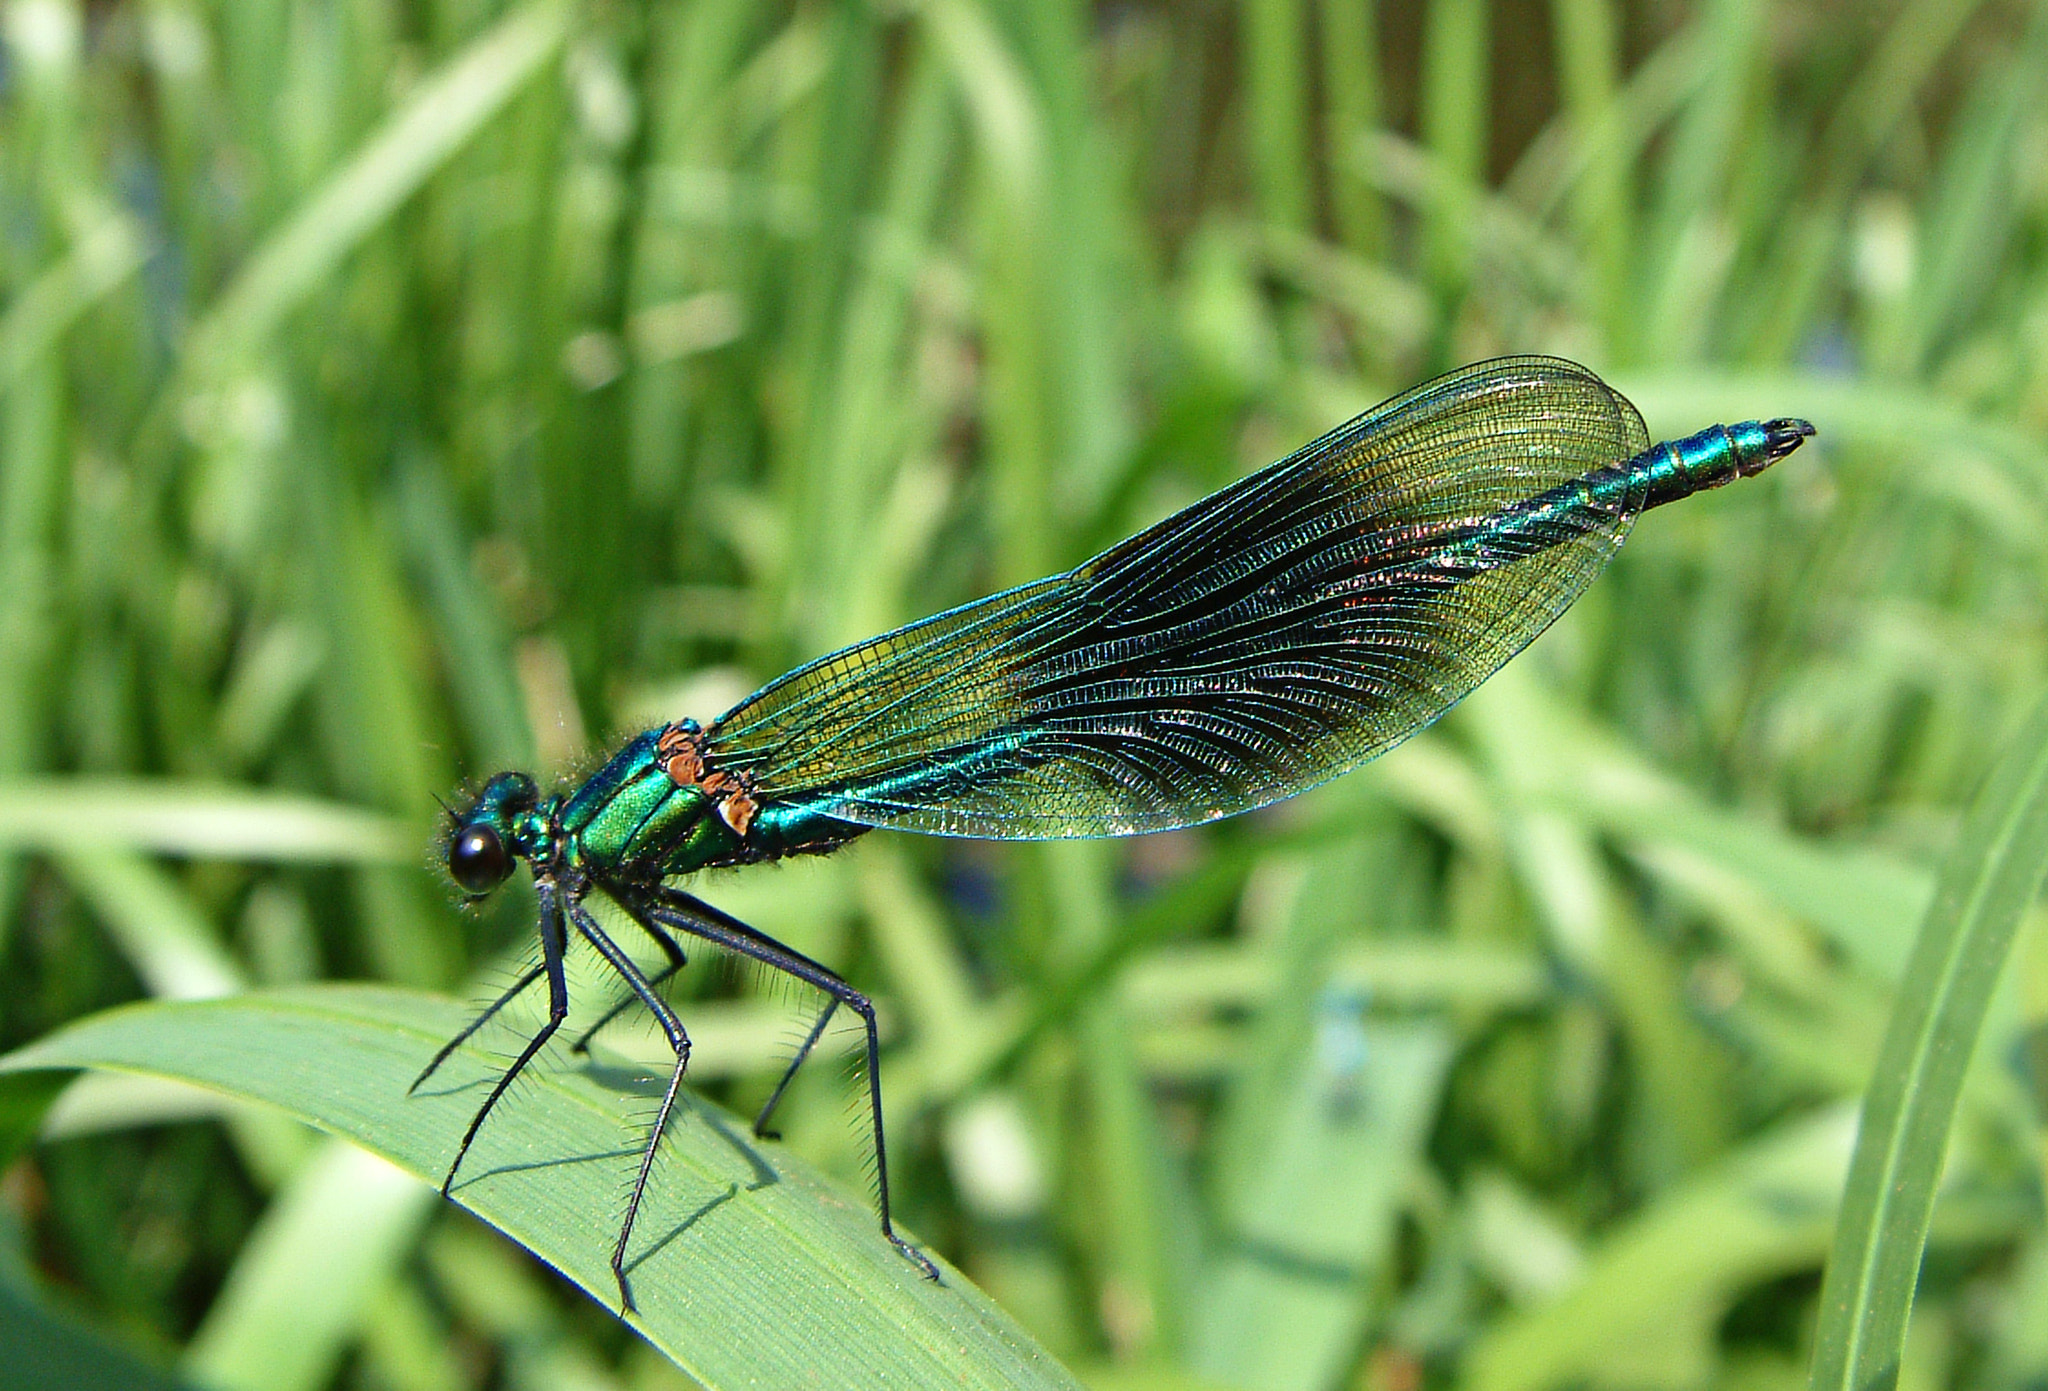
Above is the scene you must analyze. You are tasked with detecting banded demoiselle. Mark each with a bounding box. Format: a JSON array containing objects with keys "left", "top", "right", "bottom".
[{"left": 418, "top": 355, "right": 1813, "bottom": 1309}]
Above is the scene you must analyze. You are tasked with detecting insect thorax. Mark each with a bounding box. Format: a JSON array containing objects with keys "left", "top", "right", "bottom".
[{"left": 553, "top": 723, "right": 863, "bottom": 878}]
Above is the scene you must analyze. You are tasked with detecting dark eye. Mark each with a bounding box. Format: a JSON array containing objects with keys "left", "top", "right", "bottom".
[{"left": 448, "top": 824, "right": 512, "bottom": 894}]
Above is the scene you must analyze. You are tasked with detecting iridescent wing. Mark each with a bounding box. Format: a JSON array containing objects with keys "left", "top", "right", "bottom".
[{"left": 707, "top": 356, "right": 1651, "bottom": 838}]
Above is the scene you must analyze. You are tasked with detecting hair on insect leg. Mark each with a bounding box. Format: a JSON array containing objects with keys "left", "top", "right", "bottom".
[
  {"left": 570, "top": 925, "right": 689, "bottom": 1055},
  {"left": 760, "top": 961, "right": 814, "bottom": 1012},
  {"left": 749, "top": 994, "right": 841, "bottom": 1139},
  {"left": 412, "top": 954, "right": 553, "bottom": 1095},
  {"left": 617, "top": 1112, "right": 669, "bottom": 1182}
]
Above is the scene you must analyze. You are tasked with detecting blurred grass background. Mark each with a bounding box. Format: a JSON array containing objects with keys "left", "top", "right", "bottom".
[{"left": 5, "top": 0, "right": 2048, "bottom": 1388}]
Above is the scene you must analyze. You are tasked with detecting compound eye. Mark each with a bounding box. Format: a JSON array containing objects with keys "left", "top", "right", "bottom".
[{"left": 448, "top": 823, "right": 511, "bottom": 894}]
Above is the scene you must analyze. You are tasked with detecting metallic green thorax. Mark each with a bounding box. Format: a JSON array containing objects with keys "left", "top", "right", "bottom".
[
  {"left": 558, "top": 729, "right": 720, "bottom": 871},
  {"left": 483, "top": 727, "right": 860, "bottom": 883}
]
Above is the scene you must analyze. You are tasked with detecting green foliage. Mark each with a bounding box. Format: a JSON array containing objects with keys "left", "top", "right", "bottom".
[
  {"left": 2, "top": 987, "right": 1081, "bottom": 1391},
  {"left": 4, "top": 1, "right": 2048, "bottom": 1389},
  {"left": 1811, "top": 692, "right": 2048, "bottom": 1391}
]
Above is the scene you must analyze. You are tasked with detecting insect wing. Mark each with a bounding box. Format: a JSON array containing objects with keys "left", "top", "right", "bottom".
[{"left": 708, "top": 356, "right": 1651, "bottom": 838}]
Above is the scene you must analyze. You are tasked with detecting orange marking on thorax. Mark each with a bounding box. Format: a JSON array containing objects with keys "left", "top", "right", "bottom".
[
  {"left": 717, "top": 788, "right": 758, "bottom": 836},
  {"left": 657, "top": 723, "right": 759, "bottom": 837}
]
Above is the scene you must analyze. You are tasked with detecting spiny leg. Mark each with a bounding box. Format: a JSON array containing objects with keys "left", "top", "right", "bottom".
[
  {"left": 565, "top": 896, "right": 691, "bottom": 1314},
  {"left": 570, "top": 913, "right": 688, "bottom": 1055},
  {"left": 410, "top": 960, "right": 546, "bottom": 1093},
  {"left": 567, "top": 959, "right": 682, "bottom": 1056},
  {"left": 632, "top": 883, "right": 939, "bottom": 1281},
  {"left": 439, "top": 879, "right": 569, "bottom": 1198},
  {"left": 580, "top": 890, "right": 816, "bottom": 1138},
  {"left": 753, "top": 999, "right": 838, "bottom": 1141}
]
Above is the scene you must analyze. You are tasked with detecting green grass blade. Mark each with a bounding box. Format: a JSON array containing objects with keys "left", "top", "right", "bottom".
[
  {"left": 1545, "top": 0, "right": 1629, "bottom": 349},
  {"left": 0, "top": 986, "right": 1084, "bottom": 1391},
  {"left": 1466, "top": 1109, "right": 1856, "bottom": 1391},
  {"left": 1807, "top": 692, "right": 2048, "bottom": 1391},
  {"left": 1193, "top": 1021, "right": 1451, "bottom": 1391},
  {"left": 55, "top": 849, "right": 241, "bottom": 1000},
  {"left": 1241, "top": 0, "right": 1310, "bottom": 232},
  {"left": 1894, "top": 8, "right": 2048, "bottom": 374},
  {"left": 1638, "top": 0, "right": 1754, "bottom": 355},
  {"left": 0, "top": 780, "right": 409, "bottom": 861},
  {"left": 0, "top": 352, "right": 63, "bottom": 954},
  {"left": 1742, "top": 0, "right": 1986, "bottom": 363},
  {"left": 0, "top": 213, "right": 144, "bottom": 395},
  {"left": 1190, "top": 833, "right": 1450, "bottom": 1389},
  {"left": 0, "top": 1281, "right": 198, "bottom": 1391},
  {"left": 0, "top": 1071, "right": 67, "bottom": 1168},
  {"left": 182, "top": 1142, "right": 434, "bottom": 1391},
  {"left": 393, "top": 460, "right": 534, "bottom": 772},
  {"left": 179, "top": 0, "right": 570, "bottom": 379},
  {"left": 1317, "top": 0, "right": 1383, "bottom": 256},
  {"left": 1419, "top": 0, "right": 1489, "bottom": 301}
]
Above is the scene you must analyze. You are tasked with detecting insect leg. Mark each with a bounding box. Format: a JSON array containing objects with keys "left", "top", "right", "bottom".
[
  {"left": 632, "top": 884, "right": 939, "bottom": 1281},
  {"left": 751, "top": 999, "right": 838, "bottom": 1141},
  {"left": 569, "top": 911, "right": 688, "bottom": 1055},
  {"left": 410, "top": 960, "right": 546, "bottom": 1093},
  {"left": 565, "top": 896, "right": 691, "bottom": 1314},
  {"left": 438, "top": 878, "right": 569, "bottom": 1198},
  {"left": 600, "top": 883, "right": 828, "bottom": 1135}
]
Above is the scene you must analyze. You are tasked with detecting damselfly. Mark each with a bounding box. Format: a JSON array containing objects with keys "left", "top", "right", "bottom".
[{"left": 416, "top": 355, "right": 1813, "bottom": 1310}]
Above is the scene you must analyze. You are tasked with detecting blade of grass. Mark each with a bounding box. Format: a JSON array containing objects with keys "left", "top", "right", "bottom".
[
  {"left": 1242, "top": 0, "right": 1310, "bottom": 233},
  {"left": 1546, "top": 0, "right": 1629, "bottom": 352},
  {"left": 0, "top": 1281, "right": 198, "bottom": 1391},
  {"left": 1466, "top": 1108, "right": 1856, "bottom": 1391},
  {"left": 1807, "top": 691, "right": 2048, "bottom": 1391},
  {"left": 354, "top": 1277, "right": 467, "bottom": 1391},
  {"left": 0, "top": 213, "right": 145, "bottom": 394},
  {"left": 0, "top": 1071, "right": 68, "bottom": 1168},
  {"left": 1195, "top": 1003, "right": 1450, "bottom": 1391},
  {"left": 621, "top": 0, "right": 757, "bottom": 508},
  {"left": 1469, "top": 666, "right": 1737, "bottom": 1168},
  {"left": 795, "top": 39, "right": 955, "bottom": 650},
  {"left": 1743, "top": 0, "right": 1988, "bottom": 363},
  {"left": 0, "top": 986, "right": 1085, "bottom": 1391},
  {"left": 756, "top": 4, "right": 884, "bottom": 667},
  {"left": 0, "top": 780, "right": 409, "bottom": 861},
  {"left": 54, "top": 850, "right": 239, "bottom": 1001},
  {"left": 1057, "top": 839, "right": 1186, "bottom": 1358},
  {"left": 299, "top": 455, "right": 452, "bottom": 988},
  {"left": 38, "top": 848, "right": 328, "bottom": 1188},
  {"left": 1419, "top": 0, "right": 1489, "bottom": 305},
  {"left": 1191, "top": 832, "right": 1448, "bottom": 1388},
  {"left": 176, "top": 0, "right": 570, "bottom": 382},
  {"left": 1638, "top": 0, "right": 1753, "bottom": 321},
  {"left": 1002, "top": 0, "right": 1131, "bottom": 511},
  {"left": 182, "top": 1141, "right": 435, "bottom": 1391},
  {"left": 0, "top": 351, "right": 62, "bottom": 954},
  {"left": 420, "top": 1221, "right": 623, "bottom": 1389},
  {"left": 393, "top": 459, "right": 534, "bottom": 772},
  {"left": 1893, "top": 7, "right": 2048, "bottom": 375},
  {"left": 34, "top": 853, "right": 418, "bottom": 1391},
  {"left": 1318, "top": 0, "right": 1383, "bottom": 257}
]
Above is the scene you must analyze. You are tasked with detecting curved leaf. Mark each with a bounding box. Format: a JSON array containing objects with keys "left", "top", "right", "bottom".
[
  {"left": 1809, "top": 691, "right": 2048, "bottom": 1391},
  {"left": 0, "top": 986, "right": 1081, "bottom": 1391}
]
